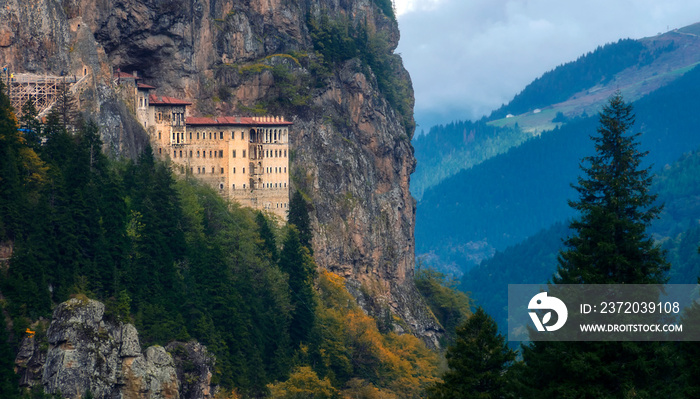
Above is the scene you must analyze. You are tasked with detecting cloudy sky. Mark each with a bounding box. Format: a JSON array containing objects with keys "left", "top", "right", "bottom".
[{"left": 394, "top": 0, "right": 700, "bottom": 132}]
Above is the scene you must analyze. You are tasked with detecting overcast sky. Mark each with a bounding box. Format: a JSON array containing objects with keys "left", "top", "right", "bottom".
[{"left": 394, "top": 0, "right": 700, "bottom": 132}]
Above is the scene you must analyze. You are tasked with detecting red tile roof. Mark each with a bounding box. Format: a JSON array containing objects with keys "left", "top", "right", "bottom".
[
  {"left": 114, "top": 71, "right": 140, "bottom": 80},
  {"left": 137, "top": 83, "right": 156, "bottom": 90},
  {"left": 185, "top": 116, "right": 293, "bottom": 126},
  {"left": 148, "top": 94, "right": 192, "bottom": 106}
]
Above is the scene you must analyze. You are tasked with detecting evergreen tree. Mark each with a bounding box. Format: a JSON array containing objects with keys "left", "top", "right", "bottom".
[
  {"left": 19, "top": 99, "right": 42, "bottom": 151},
  {"left": 288, "top": 190, "right": 313, "bottom": 253},
  {"left": 255, "top": 211, "right": 279, "bottom": 264},
  {"left": 0, "top": 312, "right": 20, "bottom": 399},
  {"left": 518, "top": 93, "right": 676, "bottom": 398},
  {"left": 279, "top": 226, "right": 316, "bottom": 346},
  {"left": 555, "top": 92, "right": 668, "bottom": 284},
  {"left": 426, "top": 307, "right": 516, "bottom": 399}
]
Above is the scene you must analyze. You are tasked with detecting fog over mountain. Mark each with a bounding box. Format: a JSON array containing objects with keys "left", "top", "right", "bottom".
[{"left": 395, "top": 0, "right": 700, "bottom": 130}]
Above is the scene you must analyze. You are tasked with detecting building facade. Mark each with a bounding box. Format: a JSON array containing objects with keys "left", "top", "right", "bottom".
[{"left": 120, "top": 72, "right": 292, "bottom": 220}]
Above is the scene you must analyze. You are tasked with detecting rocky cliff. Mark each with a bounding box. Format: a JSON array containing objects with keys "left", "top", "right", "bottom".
[
  {"left": 0, "top": 0, "right": 440, "bottom": 344},
  {"left": 14, "top": 297, "right": 216, "bottom": 399}
]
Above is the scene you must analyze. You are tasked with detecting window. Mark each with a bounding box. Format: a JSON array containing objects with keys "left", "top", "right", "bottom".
[
  {"left": 202, "top": 168, "right": 205, "bottom": 174},
  {"left": 242, "top": 132, "right": 245, "bottom": 140},
  {"left": 232, "top": 132, "right": 235, "bottom": 139},
  {"left": 209, "top": 151, "right": 212, "bottom": 158},
  {"left": 284, "top": 150, "right": 287, "bottom": 157},
  {"left": 197, "top": 150, "right": 200, "bottom": 157},
  {"left": 179, "top": 150, "right": 182, "bottom": 157},
  {"left": 172, "top": 132, "right": 175, "bottom": 140},
  {"left": 233, "top": 184, "right": 235, "bottom": 189},
  {"left": 219, "top": 150, "right": 223, "bottom": 158},
  {"left": 243, "top": 167, "right": 245, "bottom": 174},
  {"left": 220, "top": 168, "right": 224, "bottom": 174},
  {"left": 284, "top": 182, "right": 287, "bottom": 188},
  {"left": 158, "top": 148, "right": 162, "bottom": 154},
  {"left": 197, "top": 132, "right": 200, "bottom": 139},
  {"left": 219, "top": 183, "right": 224, "bottom": 190},
  {"left": 243, "top": 183, "right": 246, "bottom": 189},
  {"left": 232, "top": 150, "right": 236, "bottom": 158},
  {"left": 189, "top": 151, "right": 192, "bottom": 157},
  {"left": 197, "top": 167, "right": 201, "bottom": 173},
  {"left": 284, "top": 167, "right": 286, "bottom": 173},
  {"left": 158, "top": 131, "right": 161, "bottom": 139},
  {"left": 173, "top": 151, "right": 176, "bottom": 158},
  {"left": 233, "top": 167, "right": 236, "bottom": 173},
  {"left": 203, "top": 151, "right": 206, "bottom": 158},
  {"left": 211, "top": 167, "right": 215, "bottom": 173},
  {"left": 220, "top": 132, "right": 223, "bottom": 139},
  {"left": 243, "top": 150, "right": 246, "bottom": 158},
  {"left": 209, "top": 132, "right": 212, "bottom": 140}
]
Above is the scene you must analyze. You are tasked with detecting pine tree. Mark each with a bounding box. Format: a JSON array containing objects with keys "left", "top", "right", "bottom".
[
  {"left": 518, "top": 93, "right": 676, "bottom": 397},
  {"left": 20, "top": 99, "right": 42, "bottom": 151},
  {"left": 279, "top": 226, "right": 316, "bottom": 346},
  {"left": 555, "top": 92, "right": 668, "bottom": 284},
  {"left": 0, "top": 313, "right": 20, "bottom": 399},
  {"left": 256, "top": 211, "right": 279, "bottom": 264},
  {"left": 288, "top": 190, "right": 312, "bottom": 253},
  {"left": 426, "top": 307, "right": 516, "bottom": 399}
]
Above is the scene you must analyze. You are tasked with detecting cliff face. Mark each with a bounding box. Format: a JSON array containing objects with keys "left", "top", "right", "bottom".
[
  {"left": 0, "top": 0, "right": 440, "bottom": 344},
  {"left": 14, "top": 298, "right": 216, "bottom": 399}
]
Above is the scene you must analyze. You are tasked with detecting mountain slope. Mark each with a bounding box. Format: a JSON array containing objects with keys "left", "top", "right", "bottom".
[
  {"left": 460, "top": 146, "right": 700, "bottom": 331},
  {"left": 417, "top": 62, "right": 700, "bottom": 274},
  {"left": 411, "top": 120, "right": 527, "bottom": 200},
  {"left": 0, "top": 0, "right": 439, "bottom": 342},
  {"left": 411, "top": 25, "right": 700, "bottom": 204},
  {"left": 488, "top": 24, "right": 700, "bottom": 134}
]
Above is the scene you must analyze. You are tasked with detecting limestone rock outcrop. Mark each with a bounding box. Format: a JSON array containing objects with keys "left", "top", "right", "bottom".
[{"left": 14, "top": 298, "right": 216, "bottom": 399}]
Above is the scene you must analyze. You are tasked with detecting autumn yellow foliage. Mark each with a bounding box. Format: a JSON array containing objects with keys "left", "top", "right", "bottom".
[{"left": 305, "top": 271, "right": 441, "bottom": 398}]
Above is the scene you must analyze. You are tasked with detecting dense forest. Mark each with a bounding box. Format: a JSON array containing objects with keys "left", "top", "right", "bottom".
[
  {"left": 461, "top": 125, "right": 700, "bottom": 334},
  {"left": 488, "top": 38, "right": 676, "bottom": 119},
  {"left": 423, "top": 94, "right": 700, "bottom": 399},
  {"left": 417, "top": 64, "right": 700, "bottom": 274},
  {"left": 0, "top": 83, "right": 467, "bottom": 398},
  {"left": 411, "top": 120, "right": 527, "bottom": 200}
]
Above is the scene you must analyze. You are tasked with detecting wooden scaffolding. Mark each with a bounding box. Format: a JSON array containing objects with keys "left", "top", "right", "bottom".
[{"left": 3, "top": 72, "right": 83, "bottom": 118}]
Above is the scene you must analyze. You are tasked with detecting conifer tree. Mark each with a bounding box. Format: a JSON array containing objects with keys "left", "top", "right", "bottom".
[
  {"left": 279, "top": 226, "right": 316, "bottom": 346},
  {"left": 0, "top": 313, "right": 20, "bottom": 399},
  {"left": 288, "top": 190, "right": 312, "bottom": 253},
  {"left": 256, "top": 211, "right": 279, "bottom": 264},
  {"left": 426, "top": 307, "right": 516, "bottom": 399},
  {"left": 20, "top": 99, "right": 42, "bottom": 151},
  {"left": 555, "top": 92, "right": 668, "bottom": 284},
  {"left": 519, "top": 93, "right": 675, "bottom": 397}
]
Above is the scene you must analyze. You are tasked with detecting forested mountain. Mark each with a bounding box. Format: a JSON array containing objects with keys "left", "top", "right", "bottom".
[
  {"left": 411, "top": 121, "right": 527, "bottom": 200},
  {"left": 416, "top": 62, "right": 700, "bottom": 275},
  {"left": 2, "top": 0, "right": 438, "bottom": 348},
  {"left": 0, "top": 86, "right": 450, "bottom": 398},
  {"left": 460, "top": 146, "right": 700, "bottom": 331},
  {"left": 489, "top": 38, "right": 650, "bottom": 119},
  {"left": 412, "top": 25, "right": 700, "bottom": 206},
  {"left": 487, "top": 24, "right": 700, "bottom": 132}
]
